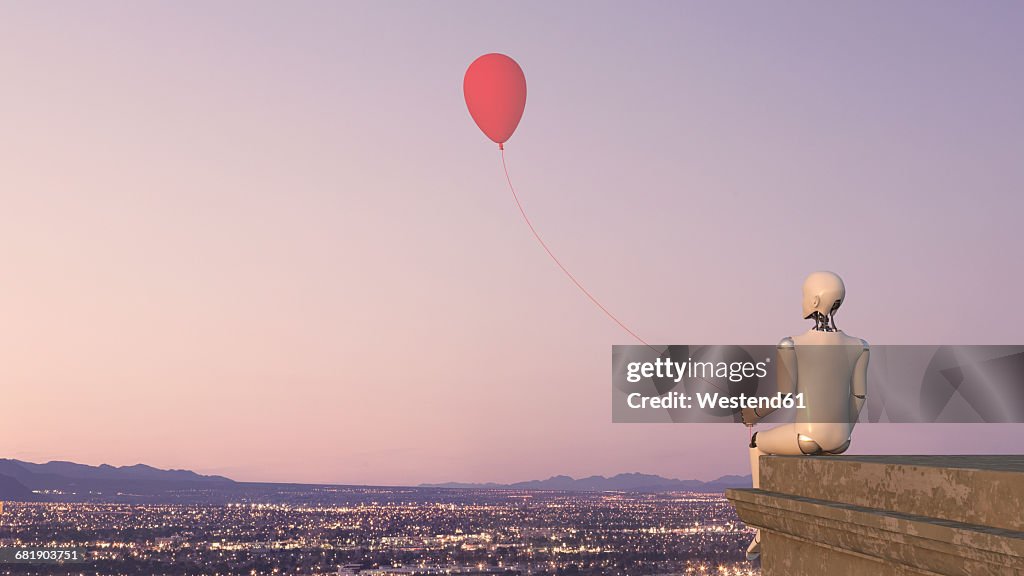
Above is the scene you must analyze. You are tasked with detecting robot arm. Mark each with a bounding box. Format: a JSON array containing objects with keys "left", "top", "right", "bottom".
[
  {"left": 743, "top": 338, "right": 797, "bottom": 425},
  {"left": 849, "top": 340, "right": 869, "bottom": 422}
]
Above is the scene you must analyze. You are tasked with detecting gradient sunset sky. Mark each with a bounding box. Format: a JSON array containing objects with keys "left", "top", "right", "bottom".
[{"left": 2, "top": 2, "right": 1023, "bottom": 485}]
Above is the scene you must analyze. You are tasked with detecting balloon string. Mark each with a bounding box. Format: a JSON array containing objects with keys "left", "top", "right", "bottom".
[
  {"left": 499, "top": 151, "right": 734, "bottom": 398},
  {"left": 500, "top": 148, "right": 654, "bottom": 349}
]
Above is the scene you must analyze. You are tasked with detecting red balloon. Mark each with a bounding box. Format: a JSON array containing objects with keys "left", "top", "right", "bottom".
[{"left": 464, "top": 53, "right": 527, "bottom": 148}]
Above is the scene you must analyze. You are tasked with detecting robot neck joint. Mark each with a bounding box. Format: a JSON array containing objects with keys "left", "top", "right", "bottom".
[{"left": 811, "top": 310, "right": 839, "bottom": 332}]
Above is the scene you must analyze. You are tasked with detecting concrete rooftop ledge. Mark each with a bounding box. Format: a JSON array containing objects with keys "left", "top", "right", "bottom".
[{"left": 726, "top": 455, "right": 1024, "bottom": 575}]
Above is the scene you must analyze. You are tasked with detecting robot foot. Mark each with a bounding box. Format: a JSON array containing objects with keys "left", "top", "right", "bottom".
[{"left": 745, "top": 530, "right": 761, "bottom": 561}]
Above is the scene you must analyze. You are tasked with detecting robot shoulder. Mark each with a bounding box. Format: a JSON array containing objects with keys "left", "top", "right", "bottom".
[
  {"left": 777, "top": 336, "right": 795, "bottom": 349},
  {"left": 860, "top": 338, "right": 870, "bottom": 350}
]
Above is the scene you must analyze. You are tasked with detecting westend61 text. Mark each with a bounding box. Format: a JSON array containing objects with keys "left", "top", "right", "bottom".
[{"left": 626, "top": 392, "right": 805, "bottom": 411}]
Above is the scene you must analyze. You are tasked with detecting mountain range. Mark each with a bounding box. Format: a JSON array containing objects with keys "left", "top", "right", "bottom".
[
  {"left": 0, "top": 460, "right": 751, "bottom": 503},
  {"left": 421, "top": 472, "right": 751, "bottom": 492},
  {"left": 0, "top": 458, "right": 234, "bottom": 501}
]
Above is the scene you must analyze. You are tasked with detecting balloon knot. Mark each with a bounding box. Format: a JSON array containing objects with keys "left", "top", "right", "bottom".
[{"left": 498, "top": 142, "right": 504, "bottom": 150}]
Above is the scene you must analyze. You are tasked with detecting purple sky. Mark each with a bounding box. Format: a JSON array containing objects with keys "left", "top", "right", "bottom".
[{"left": 2, "top": 2, "right": 1023, "bottom": 485}]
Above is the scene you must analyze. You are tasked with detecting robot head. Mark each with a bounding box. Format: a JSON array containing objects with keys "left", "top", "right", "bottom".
[{"left": 802, "top": 271, "right": 845, "bottom": 320}]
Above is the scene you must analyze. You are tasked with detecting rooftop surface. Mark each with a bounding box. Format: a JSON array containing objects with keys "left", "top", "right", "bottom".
[{"left": 768, "top": 454, "right": 1024, "bottom": 472}]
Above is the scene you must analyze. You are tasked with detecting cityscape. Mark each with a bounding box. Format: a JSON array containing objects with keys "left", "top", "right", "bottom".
[
  {"left": 11, "top": 2, "right": 1019, "bottom": 575},
  {"left": 0, "top": 487, "right": 757, "bottom": 576}
]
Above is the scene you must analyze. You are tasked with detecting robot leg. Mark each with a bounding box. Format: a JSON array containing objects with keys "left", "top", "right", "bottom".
[
  {"left": 748, "top": 423, "right": 802, "bottom": 489},
  {"left": 745, "top": 424, "right": 813, "bottom": 561}
]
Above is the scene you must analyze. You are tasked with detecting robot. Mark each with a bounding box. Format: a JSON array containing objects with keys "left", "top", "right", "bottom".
[{"left": 741, "top": 271, "right": 869, "bottom": 561}]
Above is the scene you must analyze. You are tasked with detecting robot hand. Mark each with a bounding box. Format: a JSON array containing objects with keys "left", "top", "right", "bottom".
[{"left": 741, "top": 407, "right": 759, "bottom": 427}]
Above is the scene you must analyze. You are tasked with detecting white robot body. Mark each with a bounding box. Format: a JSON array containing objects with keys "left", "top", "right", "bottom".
[
  {"left": 789, "top": 329, "right": 869, "bottom": 448},
  {"left": 753, "top": 330, "right": 868, "bottom": 458},
  {"left": 743, "top": 271, "right": 869, "bottom": 561}
]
